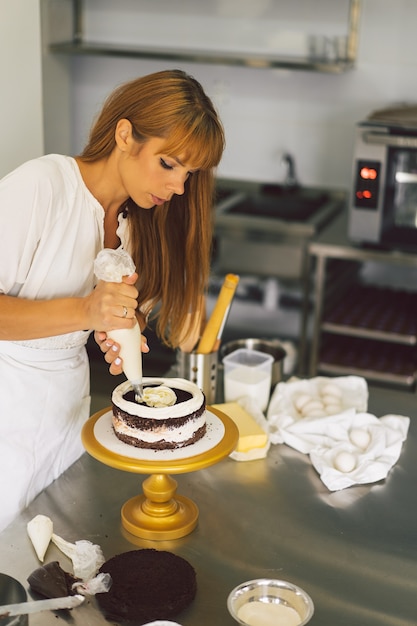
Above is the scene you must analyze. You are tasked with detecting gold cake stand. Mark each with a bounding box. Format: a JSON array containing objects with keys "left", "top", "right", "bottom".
[{"left": 82, "top": 406, "right": 238, "bottom": 541}]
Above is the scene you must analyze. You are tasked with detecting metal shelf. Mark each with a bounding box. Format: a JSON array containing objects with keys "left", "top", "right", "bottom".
[
  {"left": 50, "top": 40, "right": 356, "bottom": 73},
  {"left": 318, "top": 361, "right": 417, "bottom": 389},
  {"left": 320, "top": 322, "right": 417, "bottom": 346},
  {"left": 318, "top": 334, "right": 417, "bottom": 389},
  {"left": 321, "top": 284, "right": 417, "bottom": 346},
  {"left": 50, "top": 0, "right": 361, "bottom": 74}
]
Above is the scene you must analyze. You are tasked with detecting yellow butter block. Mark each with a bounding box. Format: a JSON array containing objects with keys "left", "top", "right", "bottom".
[{"left": 212, "top": 402, "right": 268, "bottom": 453}]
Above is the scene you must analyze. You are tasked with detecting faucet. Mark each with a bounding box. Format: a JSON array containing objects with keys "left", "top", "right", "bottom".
[{"left": 281, "top": 153, "right": 299, "bottom": 188}]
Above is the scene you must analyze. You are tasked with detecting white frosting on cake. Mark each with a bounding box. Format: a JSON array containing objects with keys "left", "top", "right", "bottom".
[
  {"left": 112, "top": 378, "right": 204, "bottom": 420},
  {"left": 142, "top": 385, "right": 176, "bottom": 407}
]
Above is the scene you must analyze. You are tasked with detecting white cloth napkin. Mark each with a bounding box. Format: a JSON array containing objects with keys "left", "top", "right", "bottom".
[
  {"left": 267, "top": 375, "right": 369, "bottom": 450},
  {"left": 266, "top": 376, "right": 410, "bottom": 491},
  {"left": 309, "top": 412, "right": 409, "bottom": 490}
]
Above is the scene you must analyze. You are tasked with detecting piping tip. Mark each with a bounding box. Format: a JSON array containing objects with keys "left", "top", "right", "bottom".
[{"left": 132, "top": 382, "right": 144, "bottom": 403}]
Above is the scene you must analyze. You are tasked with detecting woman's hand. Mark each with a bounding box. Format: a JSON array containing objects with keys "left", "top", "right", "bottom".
[
  {"left": 86, "top": 273, "right": 139, "bottom": 332},
  {"left": 94, "top": 329, "right": 149, "bottom": 376},
  {"left": 93, "top": 276, "right": 149, "bottom": 375}
]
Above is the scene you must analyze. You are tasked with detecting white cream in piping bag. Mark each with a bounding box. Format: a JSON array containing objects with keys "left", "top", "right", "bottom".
[
  {"left": 94, "top": 249, "right": 143, "bottom": 397},
  {"left": 107, "top": 322, "right": 142, "bottom": 390},
  {"left": 27, "top": 514, "right": 53, "bottom": 562}
]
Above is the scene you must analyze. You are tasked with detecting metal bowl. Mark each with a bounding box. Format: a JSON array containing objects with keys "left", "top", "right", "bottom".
[
  {"left": 0, "top": 574, "right": 28, "bottom": 626},
  {"left": 142, "top": 622, "right": 183, "bottom": 625},
  {"left": 227, "top": 578, "right": 314, "bottom": 626},
  {"left": 220, "top": 338, "right": 287, "bottom": 387}
]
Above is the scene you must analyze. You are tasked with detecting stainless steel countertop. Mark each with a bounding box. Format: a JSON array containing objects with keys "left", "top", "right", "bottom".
[
  {"left": 309, "top": 211, "right": 417, "bottom": 267},
  {"left": 0, "top": 384, "right": 416, "bottom": 625}
]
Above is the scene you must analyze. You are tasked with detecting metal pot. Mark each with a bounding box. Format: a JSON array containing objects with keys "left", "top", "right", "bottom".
[
  {"left": 220, "top": 338, "right": 287, "bottom": 388},
  {"left": 0, "top": 574, "right": 28, "bottom": 626}
]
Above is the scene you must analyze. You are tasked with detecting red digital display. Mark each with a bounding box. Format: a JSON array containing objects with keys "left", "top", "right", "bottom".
[
  {"left": 355, "top": 160, "right": 380, "bottom": 210},
  {"left": 360, "top": 167, "right": 378, "bottom": 180},
  {"left": 356, "top": 190, "right": 373, "bottom": 200}
]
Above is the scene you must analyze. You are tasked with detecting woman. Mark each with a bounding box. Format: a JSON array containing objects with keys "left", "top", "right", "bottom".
[{"left": 0, "top": 69, "right": 225, "bottom": 532}]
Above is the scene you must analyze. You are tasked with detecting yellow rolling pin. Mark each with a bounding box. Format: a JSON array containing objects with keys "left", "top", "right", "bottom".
[{"left": 196, "top": 274, "right": 239, "bottom": 354}]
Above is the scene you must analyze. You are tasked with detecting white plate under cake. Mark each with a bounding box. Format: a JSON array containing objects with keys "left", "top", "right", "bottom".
[{"left": 94, "top": 409, "right": 225, "bottom": 462}]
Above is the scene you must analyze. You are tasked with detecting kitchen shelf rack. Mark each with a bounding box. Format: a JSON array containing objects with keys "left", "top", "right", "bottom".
[
  {"left": 321, "top": 284, "right": 417, "bottom": 346},
  {"left": 306, "top": 212, "right": 417, "bottom": 390},
  {"left": 49, "top": 0, "right": 361, "bottom": 74},
  {"left": 319, "top": 335, "right": 417, "bottom": 389}
]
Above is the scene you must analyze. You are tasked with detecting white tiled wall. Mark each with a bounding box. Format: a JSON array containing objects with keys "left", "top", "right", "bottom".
[
  {"left": 67, "top": 0, "right": 417, "bottom": 191},
  {"left": 0, "top": 1, "right": 44, "bottom": 177}
]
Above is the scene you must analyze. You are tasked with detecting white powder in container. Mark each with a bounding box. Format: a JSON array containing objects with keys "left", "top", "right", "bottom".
[
  {"left": 224, "top": 366, "right": 271, "bottom": 412},
  {"left": 237, "top": 600, "right": 301, "bottom": 626}
]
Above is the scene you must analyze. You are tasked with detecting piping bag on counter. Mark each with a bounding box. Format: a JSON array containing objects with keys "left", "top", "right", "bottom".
[
  {"left": 196, "top": 274, "right": 239, "bottom": 354},
  {"left": 94, "top": 249, "right": 143, "bottom": 400}
]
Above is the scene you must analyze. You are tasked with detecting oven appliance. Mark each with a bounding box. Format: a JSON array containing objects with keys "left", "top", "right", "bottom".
[{"left": 348, "top": 105, "right": 417, "bottom": 250}]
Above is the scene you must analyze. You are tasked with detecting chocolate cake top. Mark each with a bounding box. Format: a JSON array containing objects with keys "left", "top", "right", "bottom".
[
  {"left": 96, "top": 548, "right": 197, "bottom": 623},
  {"left": 112, "top": 377, "right": 205, "bottom": 420}
]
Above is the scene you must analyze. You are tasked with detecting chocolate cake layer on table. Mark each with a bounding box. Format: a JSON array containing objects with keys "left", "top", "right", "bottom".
[{"left": 96, "top": 548, "right": 197, "bottom": 624}]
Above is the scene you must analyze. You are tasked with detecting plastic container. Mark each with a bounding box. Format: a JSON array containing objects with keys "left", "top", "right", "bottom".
[
  {"left": 221, "top": 338, "right": 287, "bottom": 388},
  {"left": 223, "top": 348, "right": 274, "bottom": 412}
]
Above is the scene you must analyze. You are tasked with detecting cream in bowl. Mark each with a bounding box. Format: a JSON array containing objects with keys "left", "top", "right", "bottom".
[{"left": 227, "top": 578, "right": 314, "bottom": 626}]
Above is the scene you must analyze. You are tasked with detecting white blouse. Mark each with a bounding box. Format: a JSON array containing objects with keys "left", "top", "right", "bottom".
[{"left": 0, "top": 154, "right": 105, "bottom": 349}]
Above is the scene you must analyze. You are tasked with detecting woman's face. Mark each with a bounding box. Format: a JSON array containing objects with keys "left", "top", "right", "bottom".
[{"left": 117, "top": 129, "right": 198, "bottom": 209}]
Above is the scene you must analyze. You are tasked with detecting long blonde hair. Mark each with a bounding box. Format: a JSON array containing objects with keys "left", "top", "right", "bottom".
[{"left": 79, "top": 70, "right": 225, "bottom": 347}]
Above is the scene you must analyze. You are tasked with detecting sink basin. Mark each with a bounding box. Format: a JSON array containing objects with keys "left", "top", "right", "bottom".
[
  {"left": 215, "top": 187, "right": 239, "bottom": 203},
  {"left": 225, "top": 185, "right": 329, "bottom": 222}
]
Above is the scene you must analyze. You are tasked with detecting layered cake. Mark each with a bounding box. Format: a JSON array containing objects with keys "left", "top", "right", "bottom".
[
  {"left": 111, "top": 377, "right": 206, "bottom": 450},
  {"left": 96, "top": 549, "right": 197, "bottom": 623}
]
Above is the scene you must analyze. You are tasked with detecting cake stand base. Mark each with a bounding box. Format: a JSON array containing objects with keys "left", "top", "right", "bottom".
[{"left": 121, "top": 473, "right": 199, "bottom": 540}]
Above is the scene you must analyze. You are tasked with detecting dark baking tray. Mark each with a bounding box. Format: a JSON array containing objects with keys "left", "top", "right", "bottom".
[
  {"left": 319, "top": 335, "right": 417, "bottom": 389},
  {"left": 322, "top": 285, "right": 417, "bottom": 345}
]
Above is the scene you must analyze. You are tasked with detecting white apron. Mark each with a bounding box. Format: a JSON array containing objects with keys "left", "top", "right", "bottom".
[
  {"left": 0, "top": 335, "right": 90, "bottom": 532},
  {"left": 0, "top": 154, "right": 106, "bottom": 532}
]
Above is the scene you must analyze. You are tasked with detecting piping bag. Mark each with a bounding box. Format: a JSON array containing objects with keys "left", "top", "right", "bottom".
[{"left": 94, "top": 249, "right": 143, "bottom": 401}]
